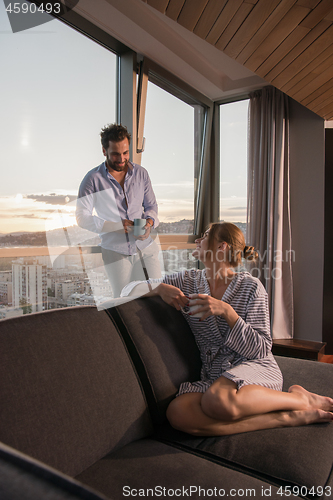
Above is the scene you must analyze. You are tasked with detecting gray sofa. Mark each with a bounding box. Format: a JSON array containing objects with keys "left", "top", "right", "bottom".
[{"left": 1, "top": 297, "right": 333, "bottom": 500}]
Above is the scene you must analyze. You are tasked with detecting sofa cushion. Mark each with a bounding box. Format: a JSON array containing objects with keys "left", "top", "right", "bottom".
[
  {"left": 276, "top": 355, "right": 333, "bottom": 393},
  {"left": 154, "top": 357, "right": 333, "bottom": 491},
  {"left": 0, "top": 306, "right": 153, "bottom": 477},
  {"left": 0, "top": 442, "right": 107, "bottom": 500},
  {"left": 108, "top": 296, "right": 201, "bottom": 424},
  {"left": 76, "top": 438, "right": 301, "bottom": 500}
]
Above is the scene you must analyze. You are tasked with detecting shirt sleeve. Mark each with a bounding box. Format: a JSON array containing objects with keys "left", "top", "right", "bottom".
[
  {"left": 120, "top": 271, "right": 186, "bottom": 297},
  {"left": 76, "top": 176, "right": 106, "bottom": 234},
  {"left": 224, "top": 288, "right": 272, "bottom": 359},
  {"left": 162, "top": 272, "right": 186, "bottom": 290},
  {"left": 142, "top": 170, "right": 159, "bottom": 228}
]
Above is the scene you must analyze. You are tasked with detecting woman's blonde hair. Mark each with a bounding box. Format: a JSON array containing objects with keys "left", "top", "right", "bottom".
[{"left": 207, "top": 222, "right": 258, "bottom": 267}]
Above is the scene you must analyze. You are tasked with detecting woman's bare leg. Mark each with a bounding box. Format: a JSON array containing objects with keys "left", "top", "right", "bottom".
[
  {"left": 166, "top": 393, "right": 333, "bottom": 437},
  {"left": 200, "top": 377, "right": 333, "bottom": 421}
]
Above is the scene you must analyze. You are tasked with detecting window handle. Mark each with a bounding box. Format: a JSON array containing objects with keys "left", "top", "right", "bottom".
[{"left": 137, "top": 137, "right": 145, "bottom": 154}]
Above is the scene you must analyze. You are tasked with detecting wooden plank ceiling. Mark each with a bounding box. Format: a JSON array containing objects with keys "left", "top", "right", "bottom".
[{"left": 141, "top": 0, "right": 333, "bottom": 120}]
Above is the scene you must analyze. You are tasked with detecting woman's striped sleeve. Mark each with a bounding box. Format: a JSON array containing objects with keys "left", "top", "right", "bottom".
[{"left": 224, "top": 289, "right": 272, "bottom": 359}]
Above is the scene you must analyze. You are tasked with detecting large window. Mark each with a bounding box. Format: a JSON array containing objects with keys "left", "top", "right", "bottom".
[
  {"left": 219, "top": 99, "right": 249, "bottom": 236},
  {"left": 142, "top": 81, "right": 196, "bottom": 234},
  {"left": 141, "top": 79, "right": 207, "bottom": 275},
  {"left": 0, "top": 5, "right": 117, "bottom": 317}
]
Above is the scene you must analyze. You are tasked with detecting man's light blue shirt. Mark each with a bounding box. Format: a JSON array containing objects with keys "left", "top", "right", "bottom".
[{"left": 76, "top": 161, "right": 159, "bottom": 255}]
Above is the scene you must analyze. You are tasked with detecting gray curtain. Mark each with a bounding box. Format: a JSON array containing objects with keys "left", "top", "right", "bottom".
[{"left": 247, "top": 87, "right": 293, "bottom": 339}]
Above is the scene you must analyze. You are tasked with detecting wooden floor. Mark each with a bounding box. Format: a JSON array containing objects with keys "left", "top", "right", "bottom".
[{"left": 320, "top": 355, "right": 333, "bottom": 364}]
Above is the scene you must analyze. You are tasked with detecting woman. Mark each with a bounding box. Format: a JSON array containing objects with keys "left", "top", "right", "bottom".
[{"left": 123, "top": 222, "right": 333, "bottom": 435}]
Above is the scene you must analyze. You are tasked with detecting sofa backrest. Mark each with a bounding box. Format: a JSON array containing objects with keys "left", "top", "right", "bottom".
[
  {"left": 109, "top": 296, "right": 201, "bottom": 424},
  {"left": 0, "top": 306, "right": 153, "bottom": 477}
]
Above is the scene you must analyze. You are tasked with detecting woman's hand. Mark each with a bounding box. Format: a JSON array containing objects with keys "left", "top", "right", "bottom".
[
  {"left": 156, "top": 283, "right": 189, "bottom": 311},
  {"left": 188, "top": 294, "right": 239, "bottom": 328}
]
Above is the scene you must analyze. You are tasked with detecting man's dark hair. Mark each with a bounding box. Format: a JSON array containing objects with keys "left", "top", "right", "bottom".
[{"left": 100, "top": 123, "right": 131, "bottom": 149}]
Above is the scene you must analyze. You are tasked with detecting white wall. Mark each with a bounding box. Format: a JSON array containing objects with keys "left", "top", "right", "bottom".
[{"left": 289, "top": 98, "right": 325, "bottom": 341}]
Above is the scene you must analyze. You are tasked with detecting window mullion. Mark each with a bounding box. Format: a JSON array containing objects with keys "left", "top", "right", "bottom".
[
  {"left": 194, "top": 104, "right": 215, "bottom": 236},
  {"left": 119, "top": 51, "right": 138, "bottom": 163}
]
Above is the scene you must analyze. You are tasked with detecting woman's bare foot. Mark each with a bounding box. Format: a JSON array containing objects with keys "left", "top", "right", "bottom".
[
  {"left": 287, "top": 409, "right": 333, "bottom": 427},
  {"left": 288, "top": 385, "right": 333, "bottom": 411}
]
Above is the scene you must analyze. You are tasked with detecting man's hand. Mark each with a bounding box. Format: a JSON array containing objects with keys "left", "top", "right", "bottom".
[
  {"left": 122, "top": 219, "right": 134, "bottom": 234},
  {"left": 157, "top": 283, "right": 189, "bottom": 311},
  {"left": 135, "top": 219, "right": 153, "bottom": 241}
]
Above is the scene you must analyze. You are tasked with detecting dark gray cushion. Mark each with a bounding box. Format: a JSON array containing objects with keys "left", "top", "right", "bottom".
[
  {"left": 77, "top": 438, "right": 300, "bottom": 500},
  {"left": 154, "top": 357, "right": 333, "bottom": 491},
  {"left": 0, "top": 306, "right": 153, "bottom": 477},
  {"left": 276, "top": 355, "right": 333, "bottom": 394},
  {"left": 109, "top": 296, "right": 201, "bottom": 424},
  {"left": 0, "top": 441, "right": 108, "bottom": 500}
]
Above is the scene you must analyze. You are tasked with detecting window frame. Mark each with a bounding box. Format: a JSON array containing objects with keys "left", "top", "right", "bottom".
[{"left": 51, "top": 8, "right": 251, "bottom": 239}]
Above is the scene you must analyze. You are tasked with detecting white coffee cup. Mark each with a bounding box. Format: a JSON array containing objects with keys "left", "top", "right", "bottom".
[
  {"left": 133, "top": 218, "right": 146, "bottom": 236},
  {"left": 187, "top": 293, "right": 208, "bottom": 318}
]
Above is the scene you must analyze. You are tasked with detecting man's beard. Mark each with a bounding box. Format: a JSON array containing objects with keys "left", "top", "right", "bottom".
[{"left": 106, "top": 157, "right": 128, "bottom": 172}]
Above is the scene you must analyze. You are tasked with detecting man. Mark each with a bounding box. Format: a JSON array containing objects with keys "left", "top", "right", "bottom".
[{"left": 76, "top": 123, "right": 161, "bottom": 297}]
